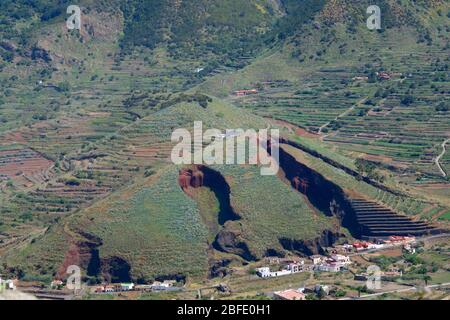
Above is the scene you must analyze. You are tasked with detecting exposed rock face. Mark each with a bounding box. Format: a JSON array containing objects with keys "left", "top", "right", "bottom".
[
  {"left": 179, "top": 165, "right": 240, "bottom": 225},
  {"left": 213, "top": 229, "right": 256, "bottom": 261},
  {"left": 56, "top": 233, "right": 102, "bottom": 280},
  {"left": 101, "top": 256, "right": 132, "bottom": 283},
  {"left": 57, "top": 231, "right": 132, "bottom": 283},
  {"left": 208, "top": 258, "right": 232, "bottom": 279},
  {"left": 279, "top": 145, "right": 360, "bottom": 237},
  {"left": 178, "top": 166, "right": 205, "bottom": 189},
  {"left": 279, "top": 230, "right": 341, "bottom": 256},
  {"left": 281, "top": 138, "right": 403, "bottom": 196},
  {"left": 265, "top": 248, "right": 285, "bottom": 258}
]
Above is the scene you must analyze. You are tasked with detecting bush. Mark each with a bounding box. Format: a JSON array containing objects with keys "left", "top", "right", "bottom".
[
  {"left": 435, "top": 101, "right": 449, "bottom": 112},
  {"left": 65, "top": 178, "right": 81, "bottom": 186},
  {"left": 334, "top": 289, "right": 347, "bottom": 297},
  {"left": 401, "top": 95, "right": 415, "bottom": 106}
]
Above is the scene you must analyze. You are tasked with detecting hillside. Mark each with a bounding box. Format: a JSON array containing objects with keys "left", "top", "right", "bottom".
[{"left": 0, "top": 0, "right": 449, "bottom": 285}]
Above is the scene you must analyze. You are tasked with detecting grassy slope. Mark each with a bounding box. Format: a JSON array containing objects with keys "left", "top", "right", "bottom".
[
  {"left": 2, "top": 97, "right": 338, "bottom": 280},
  {"left": 211, "top": 164, "right": 335, "bottom": 257}
]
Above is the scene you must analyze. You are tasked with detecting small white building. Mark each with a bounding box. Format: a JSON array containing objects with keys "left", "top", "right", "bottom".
[
  {"left": 331, "top": 254, "right": 351, "bottom": 265},
  {"left": 403, "top": 244, "right": 416, "bottom": 254},
  {"left": 120, "top": 283, "right": 134, "bottom": 291},
  {"left": 256, "top": 267, "right": 271, "bottom": 278},
  {"left": 255, "top": 267, "right": 291, "bottom": 278},
  {"left": 316, "top": 263, "right": 342, "bottom": 273},
  {"left": 104, "top": 285, "right": 115, "bottom": 293},
  {"left": 285, "top": 261, "right": 305, "bottom": 273},
  {"left": 162, "top": 280, "right": 176, "bottom": 287}
]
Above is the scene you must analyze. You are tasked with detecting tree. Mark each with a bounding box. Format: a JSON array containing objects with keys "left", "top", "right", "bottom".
[
  {"left": 435, "top": 101, "right": 449, "bottom": 112},
  {"left": 317, "top": 287, "right": 326, "bottom": 300},
  {"left": 401, "top": 95, "right": 415, "bottom": 106},
  {"left": 355, "top": 158, "right": 384, "bottom": 182},
  {"left": 423, "top": 275, "right": 431, "bottom": 286},
  {"left": 57, "top": 81, "right": 70, "bottom": 93},
  {"left": 356, "top": 285, "right": 366, "bottom": 298},
  {"left": 334, "top": 289, "right": 347, "bottom": 297}
]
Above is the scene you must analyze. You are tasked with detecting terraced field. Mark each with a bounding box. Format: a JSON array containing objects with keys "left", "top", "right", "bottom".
[
  {"left": 0, "top": 146, "right": 54, "bottom": 187},
  {"left": 200, "top": 16, "right": 450, "bottom": 181},
  {"left": 279, "top": 143, "right": 446, "bottom": 219},
  {"left": 349, "top": 198, "right": 440, "bottom": 239}
]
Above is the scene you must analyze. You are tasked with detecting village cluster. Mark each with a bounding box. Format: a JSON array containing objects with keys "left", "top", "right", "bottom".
[
  {"left": 256, "top": 236, "right": 416, "bottom": 279},
  {"left": 47, "top": 278, "right": 181, "bottom": 294},
  {"left": 0, "top": 235, "right": 420, "bottom": 300},
  {"left": 89, "top": 279, "right": 180, "bottom": 294},
  {"left": 259, "top": 236, "right": 417, "bottom": 300}
]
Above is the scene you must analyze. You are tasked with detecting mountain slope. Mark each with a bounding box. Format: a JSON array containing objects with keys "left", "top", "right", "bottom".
[{"left": 0, "top": 0, "right": 449, "bottom": 284}]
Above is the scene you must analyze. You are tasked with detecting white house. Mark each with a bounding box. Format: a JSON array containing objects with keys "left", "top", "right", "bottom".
[
  {"left": 255, "top": 267, "right": 292, "bottom": 278},
  {"left": 285, "top": 262, "right": 305, "bottom": 273},
  {"left": 120, "top": 283, "right": 135, "bottom": 291},
  {"left": 104, "top": 285, "right": 115, "bottom": 293},
  {"left": 331, "top": 254, "right": 351, "bottom": 265},
  {"left": 316, "top": 263, "right": 342, "bottom": 272},
  {"left": 256, "top": 267, "right": 271, "bottom": 278},
  {"left": 162, "top": 280, "right": 176, "bottom": 287},
  {"left": 403, "top": 244, "right": 416, "bottom": 254}
]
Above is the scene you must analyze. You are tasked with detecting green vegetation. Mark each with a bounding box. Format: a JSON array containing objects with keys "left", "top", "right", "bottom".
[{"left": 0, "top": 0, "right": 448, "bottom": 289}]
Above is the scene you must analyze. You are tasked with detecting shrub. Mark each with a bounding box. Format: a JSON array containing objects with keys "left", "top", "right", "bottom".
[{"left": 401, "top": 95, "right": 415, "bottom": 106}]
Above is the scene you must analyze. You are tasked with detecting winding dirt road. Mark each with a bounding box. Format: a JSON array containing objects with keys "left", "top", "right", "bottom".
[{"left": 435, "top": 138, "right": 450, "bottom": 177}]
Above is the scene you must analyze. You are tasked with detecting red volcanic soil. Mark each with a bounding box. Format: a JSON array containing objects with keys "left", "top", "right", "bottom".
[
  {"left": 1, "top": 131, "right": 27, "bottom": 145},
  {"left": 126, "top": 143, "right": 173, "bottom": 160},
  {"left": 0, "top": 148, "right": 53, "bottom": 186},
  {"left": 179, "top": 166, "right": 204, "bottom": 190},
  {"left": 56, "top": 243, "right": 82, "bottom": 280}
]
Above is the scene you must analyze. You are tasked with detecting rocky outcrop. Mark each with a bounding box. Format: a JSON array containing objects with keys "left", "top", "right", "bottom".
[
  {"left": 101, "top": 256, "right": 132, "bottom": 283},
  {"left": 279, "top": 146, "right": 360, "bottom": 237},
  {"left": 179, "top": 167, "right": 204, "bottom": 189},
  {"left": 30, "top": 46, "right": 52, "bottom": 63},
  {"left": 213, "top": 229, "right": 256, "bottom": 261},
  {"left": 279, "top": 230, "right": 341, "bottom": 256},
  {"left": 208, "top": 258, "right": 232, "bottom": 279},
  {"left": 281, "top": 138, "right": 404, "bottom": 197},
  {"left": 56, "top": 233, "right": 103, "bottom": 280},
  {"left": 179, "top": 165, "right": 240, "bottom": 225}
]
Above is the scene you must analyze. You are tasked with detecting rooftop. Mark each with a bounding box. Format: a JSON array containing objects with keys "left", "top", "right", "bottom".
[{"left": 274, "top": 289, "right": 305, "bottom": 300}]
